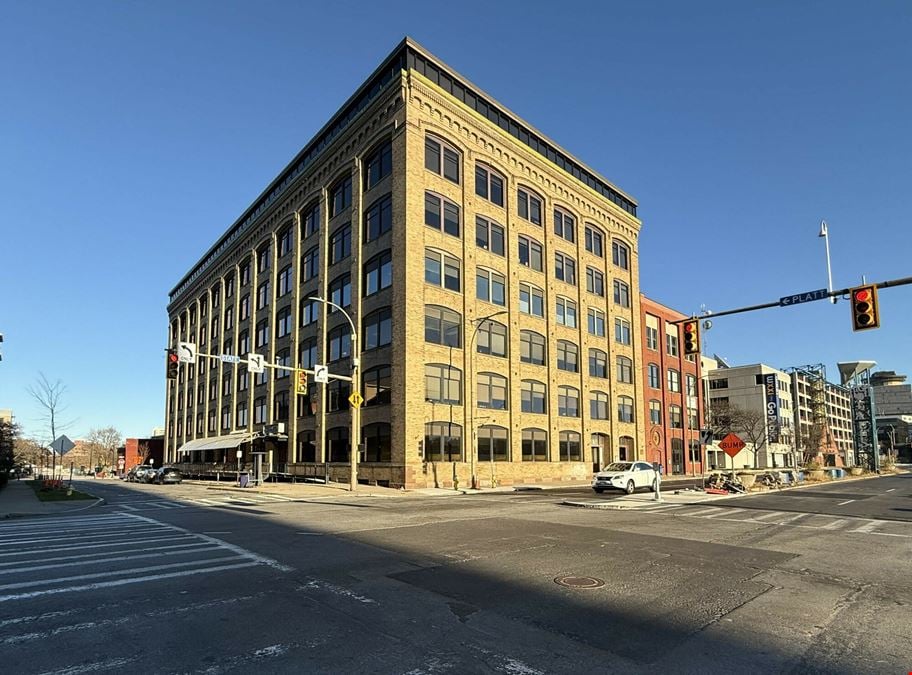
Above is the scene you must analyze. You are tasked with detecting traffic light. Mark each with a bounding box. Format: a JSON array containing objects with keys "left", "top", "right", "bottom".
[
  {"left": 851, "top": 285, "right": 880, "bottom": 331},
  {"left": 682, "top": 319, "right": 700, "bottom": 356},
  {"left": 295, "top": 369, "right": 308, "bottom": 396},
  {"left": 166, "top": 349, "right": 179, "bottom": 379}
]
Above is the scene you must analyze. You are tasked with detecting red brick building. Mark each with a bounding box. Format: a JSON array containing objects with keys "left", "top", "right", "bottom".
[
  {"left": 118, "top": 437, "right": 164, "bottom": 473},
  {"left": 640, "top": 296, "right": 704, "bottom": 476}
]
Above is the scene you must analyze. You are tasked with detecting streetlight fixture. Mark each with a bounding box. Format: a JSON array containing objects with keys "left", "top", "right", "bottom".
[
  {"left": 468, "top": 309, "right": 509, "bottom": 490},
  {"left": 308, "top": 296, "right": 361, "bottom": 492},
  {"left": 818, "top": 221, "right": 837, "bottom": 304}
]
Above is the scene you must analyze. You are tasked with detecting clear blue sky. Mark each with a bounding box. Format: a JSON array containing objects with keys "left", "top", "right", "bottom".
[{"left": 1, "top": 0, "right": 910, "bottom": 441}]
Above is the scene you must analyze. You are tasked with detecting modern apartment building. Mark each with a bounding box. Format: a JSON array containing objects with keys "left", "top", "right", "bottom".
[
  {"left": 704, "top": 360, "right": 796, "bottom": 469},
  {"left": 639, "top": 296, "right": 703, "bottom": 476},
  {"left": 789, "top": 366, "right": 854, "bottom": 467},
  {"left": 164, "top": 38, "right": 643, "bottom": 489}
]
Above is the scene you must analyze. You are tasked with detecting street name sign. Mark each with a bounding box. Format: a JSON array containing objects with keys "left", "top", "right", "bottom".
[
  {"left": 178, "top": 341, "right": 198, "bottom": 363},
  {"left": 779, "top": 288, "right": 829, "bottom": 307},
  {"left": 719, "top": 433, "right": 746, "bottom": 459},
  {"left": 219, "top": 354, "right": 242, "bottom": 364}
]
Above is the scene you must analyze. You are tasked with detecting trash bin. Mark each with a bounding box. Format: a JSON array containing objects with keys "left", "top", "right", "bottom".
[{"left": 239, "top": 473, "right": 250, "bottom": 488}]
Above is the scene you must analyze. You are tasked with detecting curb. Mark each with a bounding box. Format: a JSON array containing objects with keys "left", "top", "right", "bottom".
[
  {"left": 562, "top": 473, "right": 886, "bottom": 511},
  {"left": 1, "top": 497, "right": 107, "bottom": 520}
]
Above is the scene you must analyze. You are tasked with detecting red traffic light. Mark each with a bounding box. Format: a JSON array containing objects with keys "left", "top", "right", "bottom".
[
  {"left": 850, "top": 284, "right": 880, "bottom": 332},
  {"left": 854, "top": 289, "right": 870, "bottom": 303},
  {"left": 168, "top": 352, "right": 179, "bottom": 364}
]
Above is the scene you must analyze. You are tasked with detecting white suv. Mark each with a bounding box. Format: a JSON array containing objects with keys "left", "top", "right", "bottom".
[{"left": 591, "top": 461, "right": 658, "bottom": 494}]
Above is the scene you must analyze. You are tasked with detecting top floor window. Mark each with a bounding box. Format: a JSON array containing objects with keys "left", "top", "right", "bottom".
[
  {"left": 554, "top": 208, "right": 575, "bottom": 243},
  {"left": 302, "top": 202, "right": 320, "bottom": 239},
  {"left": 585, "top": 225, "right": 604, "bottom": 257},
  {"left": 257, "top": 243, "right": 271, "bottom": 273},
  {"left": 612, "top": 240, "right": 630, "bottom": 270},
  {"left": 330, "top": 175, "right": 352, "bottom": 218},
  {"left": 517, "top": 188, "right": 542, "bottom": 225},
  {"left": 613, "top": 280, "right": 630, "bottom": 308},
  {"left": 425, "top": 136, "right": 460, "bottom": 183},
  {"left": 365, "top": 141, "right": 392, "bottom": 189},
  {"left": 475, "top": 164, "right": 504, "bottom": 206},
  {"left": 278, "top": 227, "right": 293, "bottom": 257}
]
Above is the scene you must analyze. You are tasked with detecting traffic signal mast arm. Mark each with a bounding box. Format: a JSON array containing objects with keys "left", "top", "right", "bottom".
[
  {"left": 669, "top": 273, "right": 912, "bottom": 323},
  {"left": 190, "top": 350, "right": 353, "bottom": 383}
]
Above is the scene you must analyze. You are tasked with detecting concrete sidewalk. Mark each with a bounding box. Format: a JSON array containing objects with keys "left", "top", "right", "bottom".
[{"left": 0, "top": 480, "right": 104, "bottom": 519}]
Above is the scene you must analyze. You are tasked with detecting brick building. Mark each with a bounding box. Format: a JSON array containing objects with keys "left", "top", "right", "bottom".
[
  {"left": 165, "top": 37, "right": 644, "bottom": 488},
  {"left": 639, "top": 296, "right": 704, "bottom": 476}
]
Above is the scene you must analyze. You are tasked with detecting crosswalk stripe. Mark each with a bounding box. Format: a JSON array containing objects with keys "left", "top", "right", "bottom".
[
  {"left": 749, "top": 511, "right": 786, "bottom": 521},
  {"left": 849, "top": 521, "right": 880, "bottom": 533},
  {"left": 683, "top": 507, "right": 726, "bottom": 517},
  {"left": 119, "top": 504, "right": 139, "bottom": 511},
  {"left": 821, "top": 519, "right": 847, "bottom": 530}
]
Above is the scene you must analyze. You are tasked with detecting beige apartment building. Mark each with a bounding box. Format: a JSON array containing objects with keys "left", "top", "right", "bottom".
[{"left": 165, "top": 38, "right": 643, "bottom": 489}]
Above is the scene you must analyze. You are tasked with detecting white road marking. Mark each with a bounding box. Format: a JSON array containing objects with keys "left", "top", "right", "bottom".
[
  {"left": 118, "top": 504, "right": 138, "bottom": 511},
  {"left": 821, "top": 519, "right": 848, "bottom": 530},
  {"left": 749, "top": 511, "right": 786, "bottom": 521},
  {"left": 0, "top": 561, "right": 259, "bottom": 603},
  {"left": 837, "top": 499, "right": 855, "bottom": 506},
  {"left": 776, "top": 513, "right": 808, "bottom": 524},
  {"left": 0, "top": 544, "right": 219, "bottom": 575},
  {"left": 849, "top": 520, "right": 880, "bottom": 533},
  {"left": 886, "top": 488, "right": 896, "bottom": 492},
  {"left": 0, "top": 535, "right": 195, "bottom": 558},
  {"left": 683, "top": 507, "right": 726, "bottom": 517},
  {"left": 0, "top": 542, "right": 211, "bottom": 569},
  {"left": 38, "top": 656, "right": 138, "bottom": 675}
]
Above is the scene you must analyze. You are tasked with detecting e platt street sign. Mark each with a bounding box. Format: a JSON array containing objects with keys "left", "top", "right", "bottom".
[{"left": 779, "top": 288, "right": 829, "bottom": 307}]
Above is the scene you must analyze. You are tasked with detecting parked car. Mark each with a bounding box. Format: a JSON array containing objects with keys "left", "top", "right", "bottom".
[
  {"left": 154, "top": 467, "right": 183, "bottom": 485},
  {"left": 129, "top": 465, "right": 157, "bottom": 483},
  {"left": 592, "top": 461, "right": 658, "bottom": 494}
]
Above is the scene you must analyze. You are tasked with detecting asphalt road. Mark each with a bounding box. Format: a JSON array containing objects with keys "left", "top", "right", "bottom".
[{"left": 2, "top": 475, "right": 909, "bottom": 674}]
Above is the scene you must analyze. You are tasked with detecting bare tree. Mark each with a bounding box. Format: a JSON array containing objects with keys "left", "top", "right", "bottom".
[
  {"left": 730, "top": 406, "right": 767, "bottom": 468},
  {"left": 85, "top": 426, "right": 123, "bottom": 469},
  {"left": 26, "top": 372, "right": 75, "bottom": 475},
  {"left": 13, "top": 437, "right": 44, "bottom": 468}
]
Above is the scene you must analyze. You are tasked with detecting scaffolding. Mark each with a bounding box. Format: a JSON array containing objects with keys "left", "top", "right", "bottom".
[{"left": 789, "top": 364, "right": 842, "bottom": 466}]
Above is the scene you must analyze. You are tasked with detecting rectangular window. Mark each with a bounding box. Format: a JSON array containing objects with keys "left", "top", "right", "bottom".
[
  {"left": 425, "top": 364, "right": 461, "bottom": 404},
  {"left": 363, "top": 308, "right": 392, "bottom": 350},
  {"left": 648, "top": 364, "right": 660, "bottom": 388},
  {"left": 666, "top": 331, "right": 679, "bottom": 357},
  {"left": 556, "top": 297, "right": 577, "bottom": 328},
  {"left": 586, "top": 268, "right": 604, "bottom": 296},
  {"left": 613, "top": 280, "right": 630, "bottom": 308},
  {"left": 278, "top": 228, "right": 293, "bottom": 257},
  {"left": 329, "top": 224, "right": 351, "bottom": 264},
  {"left": 518, "top": 235, "right": 543, "bottom": 271},
  {"left": 300, "top": 247, "right": 319, "bottom": 283},
  {"left": 614, "top": 318, "right": 631, "bottom": 345},
  {"left": 278, "top": 265, "right": 293, "bottom": 298},
  {"left": 364, "top": 194, "right": 392, "bottom": 242},
  {"left": 668, "top": 369, "right": 681, "bottom": 393},
  {"left": 256, "top": 281, "right": 270, "bottom": 310},
  {"left": 554, "top": 252, "right": 576, "bottom": 285},
  {"left": 646, "top": 325, "right": 658, "bottom": 350},
  {"left": 476, "top": 216, "right": 504, "bottom": 255},
  {"left": 520, "top": 331, "right": 545, "bottom": 365},
  {"left": 587, "top": 308, "right": 606, "bottom": 337},
  {"left": 519, "top": 283, "right": 544, "bottom": 317},
  {"left": 425, "top": 250, "right": 460, "bottom": 292},
  {"left": 328, "top": 274, "right": 351, "bottom": 311},
  {"left": 476, "top": 269, "right": 506, "bottom": 306},
  {"left": 521, "top": 381, "right": 546, "bottom": 414},
  {"left": 424, "top": 193, "right": 460, "bottom": 237},
  {"left": 276, "top": 307, "right": 292, "bottom": 339},
  {"left": 363, "top": 251, "right": 392, "bottom": 296},
  {"left": 257, "top": 244, "right": 271, "bottom": 273}
]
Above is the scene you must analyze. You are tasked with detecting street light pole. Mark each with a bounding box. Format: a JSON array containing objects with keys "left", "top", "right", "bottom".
[
  {"left": 309, "top": 296, "right": 360, "bottom": 492},
  {"left": 818, "top": 221, "right": 837, "bottom": 304},
  {"left": 468, "top": 310, "right": 509, "bottom": 490}
]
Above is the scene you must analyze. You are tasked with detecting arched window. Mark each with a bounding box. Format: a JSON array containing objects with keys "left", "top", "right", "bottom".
[
  {"left": 297, "top": 429, "right": 316, "bottom": 463},
  {"left": 618, "top": 396, "right": 635, "bottom": 423},
  {"left": 553, "top": 206, "right": 576, "bottom": 243},
  {"left": 585, "top": 224, "right": 605, "bottom": 257},
  {"left": 477, "top": 372, "right": 508, "bottom": 410},
  {"left": 362, "top": 365, "right": 391, "bottom": 407},
  {"left": 590, "top": 392, "right": 609, "bottom": 420},
  {"left": 589, "top": 349, "right": 608, "bottom": 378},
  {"left": 558, "top": 386, "right": 580, "bottom": 417},
  {"left": 362, "top": 423, "right": 391, "bottom": 463},
  {"left": 424, "top": 422, "right": 462, "bottom": 461},
  {"left": 517, "top": 186, "right": 543, "bottom": 225},
  {"left": 520, "top": 330, "right": 546, "bottom": 365},
  {"left": 425, "top": 134, "right": 461, "bottom": 183},
  {"left": 618, "top": 435, "right": 635, "bottom": 461},
  {"left": 521, "top": 380, "right": 546, "bottom": 413},
  {"left": 557, "top": 340, "right": 579, "bottom": 372},
  {"left": 616, "top": 356, "right": 633, "bottom": 383},
  {"left": 559, "top": 431, "right": 581, "bottom": 461},
  {"left": 327, "top": 427, "right": 349, "bottom": 463},
  {"left": 425, "top": 364, "right": 462, "bottom": 405},
  {"left": 477, "top": 425, "right": 509, "bottom": 462},
  {"left": 425, "top": 305, "right": 462, "bottom": 347},
  {"left": 475, "top": 162, "right": 504, "bottom": 206},
  {"left": 521, "top": 428, "right": 548, "bottom": 461},
  {"left": 363, "top": 307, "right": 392, "bottom": 350},
  {"left": 612, "top": 239, "right": 630, "bottom": 270},
  {"left": 476, "top": 319, "right": 507, "bottom": 358}
]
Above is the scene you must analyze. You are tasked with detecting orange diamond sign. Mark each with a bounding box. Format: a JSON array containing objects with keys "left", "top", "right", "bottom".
[{"left": 719, "top": 433, "right": 746, "bottom": 458}]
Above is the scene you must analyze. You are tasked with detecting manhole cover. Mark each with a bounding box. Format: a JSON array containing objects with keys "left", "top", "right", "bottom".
[{"left": 554, "top": 575, "right": 605, "bottom": 589}]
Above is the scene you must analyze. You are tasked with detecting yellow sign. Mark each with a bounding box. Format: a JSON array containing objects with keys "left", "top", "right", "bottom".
[
  {"left": 295, "top": 370, "right": 308, "bottom": 395},
  {"left": 348, "top": 391, "right": 364, "bottom": 408}
]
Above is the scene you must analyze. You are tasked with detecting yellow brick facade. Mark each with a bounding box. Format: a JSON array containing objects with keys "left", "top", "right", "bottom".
[{"left": 165, "top": 38, "right": 643, "bottom": 489}]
